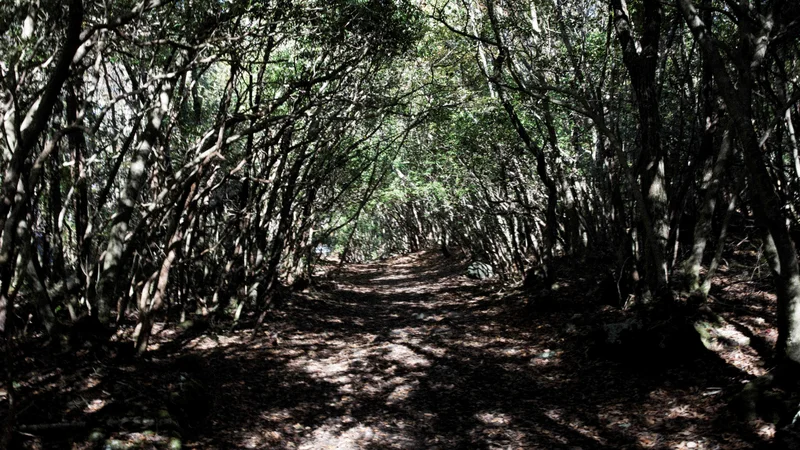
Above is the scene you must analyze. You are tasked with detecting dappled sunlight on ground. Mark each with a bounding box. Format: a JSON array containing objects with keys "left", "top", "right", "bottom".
[
  {"left": 183, "top": 252, "right": 766, "bottom": 448},
  {"left": 9, "top": 251, "right": 776, "bottom": 449}
]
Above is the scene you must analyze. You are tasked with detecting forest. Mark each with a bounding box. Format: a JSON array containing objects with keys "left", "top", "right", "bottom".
[{"left": 1, "top": 0, "right": 800, "bottom": 448}]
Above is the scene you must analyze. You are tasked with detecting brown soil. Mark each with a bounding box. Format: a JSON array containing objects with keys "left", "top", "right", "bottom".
[{"left": 5, "top": 251, "right": 777, "bottom": 449}]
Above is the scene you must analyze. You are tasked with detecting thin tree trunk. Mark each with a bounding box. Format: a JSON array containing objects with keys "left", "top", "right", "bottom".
[
  {"left": 0, "top": 0, "right": 84, "bottom": 336},
  {"left": 785, "top": 107, "right": 800, "bottom": 185},
  {"left": 47, "top": 142, "right": 71, "bottom": 318},
  {"left": 699, "top": 193, "right": 736, "bottom": 296},
  {"left": 679, "top": 0, "right": 800, "bottom": 365},
  {"left": 96, "top": 78, "right": 174, "bottom": 325},
  {"left": 66, "top": 81, "right": 91, "bottom": 304},
  {"left": 685, "top": 123, "right": 732, "bottom": 293},
  {"left": 610, "top": 0, "right": 669, "bottom": 299},
  {"left": 485, "top": 2, "right": 559, "bottom": 279},
  {"left": 134, "top": 192, "right": 196, "bottom": 354}
]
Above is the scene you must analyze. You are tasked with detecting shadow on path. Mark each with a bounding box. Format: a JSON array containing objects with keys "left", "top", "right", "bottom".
[
  {"left": 7, "top": 251, "right": 767, "bottom": 449},
  {"left": 193, "top": 252, "right": 763, "bottom": 449}
]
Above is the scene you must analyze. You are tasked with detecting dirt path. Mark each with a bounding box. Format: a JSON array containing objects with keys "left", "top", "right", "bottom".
[
  {"left": 207, "top": 252, "right": 536, "bottom": 449},
  {"left": 194, "top": 252, "right": 764, "bottom": 449},
  {"left": 8, "top": 251, "right": 771, "bottom": 449}
]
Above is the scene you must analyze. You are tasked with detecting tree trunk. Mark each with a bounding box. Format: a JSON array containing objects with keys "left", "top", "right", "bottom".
[
  {"left": 0, "top": 0, "right": 84, "bottom": 335},
  {"left": 96, "top": 78, "right": 174, "bottom": 325},
  {"left": 610, "top": 0, "right": 669, "bottom": 299},
  {"left": 66, "top": 81, "right": 91, "bottom": 303},
  {"left": 679, "top": 0, "right": 800, "bottom": 365},
  {"left": 699, "top": 193, "right": 736, "bottom": 296},
  {"left": 485, "top": 2, "right": 559, "bottom": 279},
  {"left": 685, "top": 123, "right": 732, "bottom": 293}
]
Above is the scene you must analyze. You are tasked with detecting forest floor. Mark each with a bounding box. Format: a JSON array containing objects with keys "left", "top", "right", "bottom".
[{"left": 7, "top": 251, "right": 782, "bottom": 449}]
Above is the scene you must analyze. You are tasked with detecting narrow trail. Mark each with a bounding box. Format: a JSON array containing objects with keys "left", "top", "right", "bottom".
[
  {"left": 205, "top": 252, "right": 580, "bottom": 449},
  {"left": 9, "top": 251, "right": 768, "bottom": 449},
  {"left": 195, "top": 252, "right": 760, "bottom": 449}
]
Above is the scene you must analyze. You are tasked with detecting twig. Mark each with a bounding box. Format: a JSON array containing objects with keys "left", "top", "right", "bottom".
[{"left": 17, "top": 422, "right": 87, "bottom": 432}]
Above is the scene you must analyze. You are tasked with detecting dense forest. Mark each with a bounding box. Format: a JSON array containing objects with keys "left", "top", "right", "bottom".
[{"left": 2, "top": 0, "right": 800, "bottom": 447}]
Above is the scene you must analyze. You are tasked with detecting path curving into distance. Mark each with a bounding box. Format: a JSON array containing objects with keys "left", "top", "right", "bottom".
[{"left": 196, "top": 252, "right": 761, "bottom": 449}]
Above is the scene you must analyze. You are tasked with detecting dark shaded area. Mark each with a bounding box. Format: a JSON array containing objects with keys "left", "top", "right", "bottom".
[{"left": 4, "top": 252, "right": 773, "bottom": 449}]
